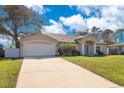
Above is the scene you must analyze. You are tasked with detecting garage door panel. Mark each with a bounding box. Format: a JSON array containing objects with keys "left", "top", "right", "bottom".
[{"left": 23, "top": 42, "right": 56, "bottom": 57}]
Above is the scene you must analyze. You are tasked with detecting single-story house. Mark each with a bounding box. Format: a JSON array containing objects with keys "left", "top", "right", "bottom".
[
  {"left": 19, "top": 34, "right": 124, "bottom": 57},
  {"left": 20, "top": 34, "right": 98, "bottom": 57}
]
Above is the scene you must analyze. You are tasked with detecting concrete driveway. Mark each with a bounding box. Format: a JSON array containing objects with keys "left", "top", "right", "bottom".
[{"left": 16, "top": 57, "right": 120, "bottom": 88}]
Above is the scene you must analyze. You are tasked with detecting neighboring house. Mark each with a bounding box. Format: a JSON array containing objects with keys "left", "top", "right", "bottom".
[
  {"left": 108, "top": 30, "right": 124, "bottom": 55},
  {"left": 20, "top": 34, "right": 98, "bottom": 57},
  {"left": 109, "top": 43, "right": 124, "bottom": 55}
]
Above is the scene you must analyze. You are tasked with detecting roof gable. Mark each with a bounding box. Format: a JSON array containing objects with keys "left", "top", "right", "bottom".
[{"left": 20, "top": 34, "right": 77, "bottom": 43}]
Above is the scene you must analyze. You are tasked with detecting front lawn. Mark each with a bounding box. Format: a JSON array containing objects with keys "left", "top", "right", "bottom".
[
  {"left": 0, "top": 58, "right": 22, "bottom": 88},
  {"left": 63, "top": 55, "right": 124, "bottom": 86}
]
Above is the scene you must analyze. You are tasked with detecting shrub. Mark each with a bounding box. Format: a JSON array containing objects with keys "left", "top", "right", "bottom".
[
  {"left": 120, "top": 51, "right": 124, "bottom": 55},
  {"left": 96, "top": 51, "right": 105, "bottom": 55},
  {"left": 58, "top": 42, "right": 80, "bottom": 56}
]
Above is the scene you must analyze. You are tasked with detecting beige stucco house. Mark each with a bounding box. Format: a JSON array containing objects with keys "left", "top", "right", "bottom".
[
  {"left": 21, "top": 33, "right": 123, "bottom": 57},
  {"left": 20, "top": 34, "right": 124, "bottom": 57},
  {"left": 20, "top": 34, "right": 99, "bottom": 57}
]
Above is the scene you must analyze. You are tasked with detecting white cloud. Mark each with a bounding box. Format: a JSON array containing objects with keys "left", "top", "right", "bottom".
[
  {"left": 76, "top": 5, "right": 124, "bottom": 31},
  {"left": 101, "top": 6, "right": 124, "bottom": 28},
  {"left": 86, "top": 17, "right": 107, "bottom": 29},
  {"left": 60, "top": 14, "right": 88, "bottom": 32},
  {"left": 26, "top": 5, "right": 44, "bottom": 14},
  {"left": 86, "top": 17, "right": 119, "bottom": 30},
  {"left": 77, "top": 5, "right": 101, "bottom": 16},
  {"left": 44, "top": 19, "right": 65, "bottom": 34}
]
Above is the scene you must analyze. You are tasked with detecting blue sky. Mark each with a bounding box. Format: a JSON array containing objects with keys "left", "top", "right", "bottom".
[
  {"left": 44, "top": 5, "right": 80, "bottom": 25},
  {"left": 43, "top": 5, "right": 95, "bottom": 35},
  {"left": 37, "top": 5, "right": 124, "bottom": 35},
  {"left": 1, "top": 5, "right": 124, "bottom": 47},
  {"left": 43, "top": 5, "right": 101, "bottom": 25},
  {"left": 43, "top": 5, "right": 82, "bottom": 34}
]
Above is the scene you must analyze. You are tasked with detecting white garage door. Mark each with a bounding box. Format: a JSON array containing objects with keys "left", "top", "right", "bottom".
[{"left": 23, "top": 42, "right": 56, "bottom": 57}]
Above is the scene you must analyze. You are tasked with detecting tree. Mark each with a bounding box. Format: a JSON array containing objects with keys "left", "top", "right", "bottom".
[
  {"left": 103, "top": 29, "right": 114, "bottom": 44},
  {"left": 77, "top": 31, "right": 89, "bottom": 36},
  {"left": 110, "top": 32, "right": 118, "bottom": 43},
  {"left": 91, "top": 26, "right": 103, "bottom": 43},
  {"left": 76, "top": 28, "right": 89, "bottom": 36},
  {"left": 0, "top": 5, "right": 44, "bottom": 48},
  {"left": 91, "top": 26, "right": 102, "bottom": 35},
  {"left": 116, "top": 29, "right": 124, "bottom": 33}
]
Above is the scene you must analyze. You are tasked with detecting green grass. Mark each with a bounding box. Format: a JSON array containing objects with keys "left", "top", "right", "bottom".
[
  {"left": 0, "top": 58, "right": 22, "bottom": 88},
  {"left": 63, "top": 55, "right": 124, "bottom": 86}
]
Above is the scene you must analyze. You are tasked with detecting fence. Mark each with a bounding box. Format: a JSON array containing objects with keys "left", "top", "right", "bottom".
[{"left": 5, "top": 48, "right": 19, "bottom": 58}]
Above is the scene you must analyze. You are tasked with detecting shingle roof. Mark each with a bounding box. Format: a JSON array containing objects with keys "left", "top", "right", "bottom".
[
  {"left": 47, "top": 34, "right": 77, "bottom": 42},
  {"left": 20, "top": 34, "right": 96, "bottom": 43}
]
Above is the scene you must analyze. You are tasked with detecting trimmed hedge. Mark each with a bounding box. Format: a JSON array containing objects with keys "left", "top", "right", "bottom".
[{"left": 58, "top": 42, "right": 80, "bottom": 56}]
